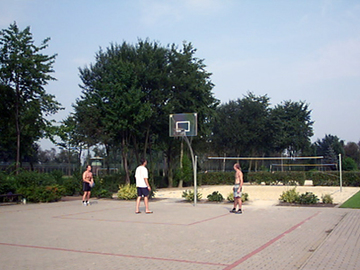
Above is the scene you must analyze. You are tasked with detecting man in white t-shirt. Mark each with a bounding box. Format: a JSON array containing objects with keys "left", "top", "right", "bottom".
[{"left": 135, "top": 158, "right": 152, "bottom": 214}]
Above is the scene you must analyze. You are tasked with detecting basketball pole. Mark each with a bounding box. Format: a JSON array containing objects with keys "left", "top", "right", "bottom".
[{"left": 181, "top": 134, "right": 197, "bottom": 206}]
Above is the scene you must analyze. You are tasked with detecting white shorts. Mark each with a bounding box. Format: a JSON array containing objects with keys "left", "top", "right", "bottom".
[{"left": 233, "top": 184, "right": 242, "bottom": 198}]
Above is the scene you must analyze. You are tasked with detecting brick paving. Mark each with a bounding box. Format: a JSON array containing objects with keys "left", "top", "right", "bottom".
[{"left": 0, "top": 198, "right": 359, "bottom": 269}]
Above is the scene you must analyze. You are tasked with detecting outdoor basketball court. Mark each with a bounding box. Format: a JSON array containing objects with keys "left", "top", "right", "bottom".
[{"left": 1, "top": 198, "right": 359, "bottom": 269}]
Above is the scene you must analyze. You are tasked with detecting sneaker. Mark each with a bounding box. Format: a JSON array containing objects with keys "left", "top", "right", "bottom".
[
  {"left": 236, "top": 209, "right": 242, "bottom": 214},
  {"left": 83, "top": 202, "right": 87, "bottom": 206},
  {"left": 230, "top": 208, "right": 236, "bottom": 213},
  {"left": 86, "top": 201, "right": 90, "bottom": 206}
]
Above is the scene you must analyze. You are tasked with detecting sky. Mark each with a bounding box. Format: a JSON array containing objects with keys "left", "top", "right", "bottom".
[{"left": 1, "top": 0, "right": 360, "bottom": 150}]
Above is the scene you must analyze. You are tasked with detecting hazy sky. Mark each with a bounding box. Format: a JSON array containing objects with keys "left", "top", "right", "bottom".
[{"left": 1, "top": 0, "right": 360, "bottom": 150}]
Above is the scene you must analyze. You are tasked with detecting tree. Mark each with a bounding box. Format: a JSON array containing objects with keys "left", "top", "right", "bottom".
[
  {"left": 211, "top": 93, "right": 271, "bottom": 158},
  {"left": 344, "top": 141, "right": 360, "bottom": 167},
  {"left": 54, "top": 115, "right": 85, "bottom": 175},
  {"left": 0, "top": 84, "right": 16, "bottom": 161},
  {"left": 270, "top": 101, "right": 314, "bottom": 156},
  {"left": 76, "top": 40, "right": 218, "bottom": 186},
  {"left": 314, "top": 134, "right": 344, "bottom": 164},
  {"left": 0, "top": 22, "right": 62, "bottom": 172}
]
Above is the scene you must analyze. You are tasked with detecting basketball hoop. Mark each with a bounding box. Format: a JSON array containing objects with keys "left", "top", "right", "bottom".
[{"left": 175, "top": 128, "right": 186, "bottom": 136}]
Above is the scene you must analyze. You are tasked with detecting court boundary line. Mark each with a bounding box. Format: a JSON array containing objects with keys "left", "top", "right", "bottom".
[
  {"left": 0, "top": 242, "right": 229, "bottom": 267},
  {"left": 53, "top": 210, "right": 231, "bottom": 226},
  {"left": 223, "top": 211, "right": 320, "bottom": 270},
  {"left": 0, "top": 212, "right": 320, "bottom": 269}
]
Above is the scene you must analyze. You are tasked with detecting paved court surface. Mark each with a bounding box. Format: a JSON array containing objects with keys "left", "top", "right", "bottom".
[{"left": 0, "top": 198, "right": 359, "bottom": 269}]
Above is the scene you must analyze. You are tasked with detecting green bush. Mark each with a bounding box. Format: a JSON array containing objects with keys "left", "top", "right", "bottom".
[
  {"left": 306, "top": 171, "right": 360, "bottom": 187},
  {"left": 50, "top": 170, "right": 64, "bottom": 185},
  {"left": 182, "top": 189, "right": 202, "bottom": 202},
  {"left": 298, "top": 192, "right": 319, "bottom": 204},
  {"left": 279, "top": 188, "right": 300, "bottom": 203},
  {"left": 15, "top": 171, "right": 56, "bottom": 188},
  {"left": 62, "top": 176, "right": 81, "bottom": 196},
  {"left": 248, "top": 172, "right": 305, "bottom": 185},
  {"left": 207, "top": 191, "right": 224, "bottom": 202},
  {"left": 93, "top": 189, "right": 113, "bottom": 199},
  {"left": 18, "top": 185, "right": 66, "bottom": 203},
  {"left": 100, "top": 173, "right": 127, "bottom": 192},
  {"left": 321, "top": 194, "right": 333, "bottom": 204},
  {"left": 307, "top": 172, "right": 339, "bottom": 186},
  {"left": 0, "top": 173, "right": 17, "bottom": 195},
  {"left": 117, "top": 184, "right": 137, "bottom": 200},
  {"left": 197, "top": 172, "right": 235, "bottom": 185}
]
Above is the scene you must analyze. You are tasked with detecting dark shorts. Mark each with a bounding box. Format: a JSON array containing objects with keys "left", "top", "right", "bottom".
[
  {"left": 83, "top": 182, "right": 92, "bottom": 192},
  {"left": 137, "top": 187, "right": 149, "bottom": 197}
]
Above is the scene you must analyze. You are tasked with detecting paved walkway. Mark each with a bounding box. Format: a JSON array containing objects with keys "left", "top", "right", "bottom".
[{"left": 0, "top": 198, "right": 359, "bottom": 269}]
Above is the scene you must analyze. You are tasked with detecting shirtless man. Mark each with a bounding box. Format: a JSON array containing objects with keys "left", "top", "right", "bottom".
[
  {"left": 82, "top": 165, "right": 94, "bottom": 206},
  {"left": 230, "top": 163, "right": 243, "bottom": 214}
]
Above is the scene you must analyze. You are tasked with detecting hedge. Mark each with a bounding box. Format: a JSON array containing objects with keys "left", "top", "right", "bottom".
[{"left": 197, "top": 171, "right": 360, "bottom": 187}]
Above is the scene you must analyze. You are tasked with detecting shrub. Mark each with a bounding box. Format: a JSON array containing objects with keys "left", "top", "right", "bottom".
[
  {"left": 207, "top": 191, "right": 224, "bottom": 202},
  {"left": 182, "top": 189, "right": 202, "bottom": 202},
  {"left": 18, "top": 185, "right": 66, "bottom": 203},
  {"left": 50, "top": 170, "right": 64, "bottom": 185},
  {"left": 321, "top": 194, "right": 333, "bottom": 204},
  {"left": 197, "top": 172, "right": 235, "bottom": 185},
  {"left": 279, "top": 188, "right": 300, "bottom": 203},
  {"left": 15, "top": 171, "right": 56, "bottom": 188},
  {"left": 117, "top": 184, "right": 137, "bottom": 200},
  {"left": 227, "top": 192, "right": 249, "bottom": 202},
  {"left": 248, "top": 171, "right": 305, "bottom": 185},
  {"left": 100, "top": 173, "right": 127, "bottom": 192},
  {"left": 298, "top": 192, "right": 319, "bottom": 204},
  {"left": 62, "top": 176, "right": 81, "bottom": 196},
  {"left": 242, "top": 192, "right": 249, "bottom": 202},
  {"left": 0, "top": 173, "right": 17, "bottom": 195},
  {"left": 93, "top": 189, "right": 113, "bottom": 199}
]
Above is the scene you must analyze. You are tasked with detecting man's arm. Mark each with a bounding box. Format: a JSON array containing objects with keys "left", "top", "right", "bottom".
[
  {"left": 144, "top": 178, "right": 151, "bottom": 190},
  {"left": 239, "top": 172, "right": 243, "bottom": 189}
]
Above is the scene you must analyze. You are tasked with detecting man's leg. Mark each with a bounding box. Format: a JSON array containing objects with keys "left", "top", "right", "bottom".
[
  {"left": 87, "top": 191, "right": 91, "bottom": 204},
  {"left": 144, "top": 196, "right": 151, "bottom": 213},
  {"left": 136, "top": 196, "right": 141, "bottom": 213},
  {"left": 236, "top": 197, "right": 242, "bottom": 214}
]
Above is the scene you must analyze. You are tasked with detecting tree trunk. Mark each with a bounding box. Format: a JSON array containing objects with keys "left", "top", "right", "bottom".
[
  {"left": 143, "top": 127, "right": 150, "bottom": 158},
  {"left": 122, "top": 137, "right": 130, "bottom": 184},
  {"left": 166, "top": 149, "right": 173, "bottom": 188},
  {"left": 15, "top": 85, "right": 21, "bottom": 174}
]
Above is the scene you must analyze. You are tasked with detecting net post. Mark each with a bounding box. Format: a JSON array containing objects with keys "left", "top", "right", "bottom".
[{"left": 194, "top": 155, "right": 198, "bottom": 206}]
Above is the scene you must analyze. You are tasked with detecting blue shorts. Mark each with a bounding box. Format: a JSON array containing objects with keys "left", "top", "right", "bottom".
[{"left": 137, "top": 187, "right": 149, "bottom": 197}]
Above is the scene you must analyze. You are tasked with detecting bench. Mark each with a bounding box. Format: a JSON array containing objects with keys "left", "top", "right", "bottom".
[{"left": 0, "top": 192, "right": 24, "bottom": 203}]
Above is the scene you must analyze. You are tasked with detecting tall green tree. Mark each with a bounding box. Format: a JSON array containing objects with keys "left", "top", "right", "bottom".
[
  {"left": 0, "top": 22, "right": 62, "bottom": 172},
  {"left": 212, "top": 93, "right": 271, "bottom": 157},
  {"left": 78, "top": 42, "right": 153, "bottom": 183},
  {"left": 314, "top": 134, "right": 344, "bottom": 164},
  {"left": 75, "top": 40, "right": 217, "bottom": 186},
  {"left": 344, "top": 141, "right": 360, "bottom": 168},
  {"left": 270, "top": 101, "right": 313, "bottom": 156},
  {"left": 164, "top": 42, "right": 218, "bottom": 186}
]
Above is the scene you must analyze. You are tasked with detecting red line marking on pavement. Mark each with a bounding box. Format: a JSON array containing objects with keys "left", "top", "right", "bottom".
[
  {"left": 188, "top": 213, "right": 231, "bottom": 225},
  {"left": 0, "top": 242, "right": 229, "bottom": 267},
  {"left": 54, "top": 210, "right": 231, "bottom": 226},
  {"left": 223, "top": 211, "right": 320, "bottom": 270}
]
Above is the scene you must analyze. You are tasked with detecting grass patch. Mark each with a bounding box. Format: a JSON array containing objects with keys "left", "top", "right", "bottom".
[{"left": 339, "top": 190, "right": 360, "bottom": 209}]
